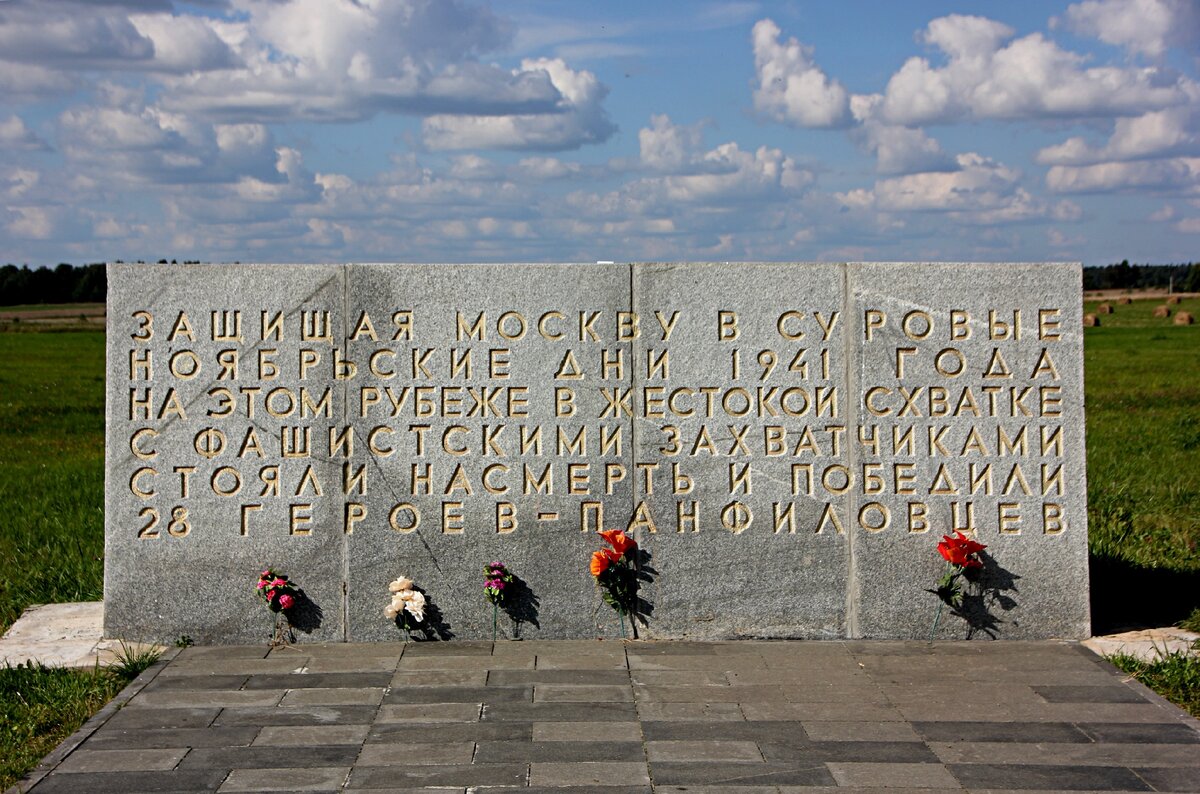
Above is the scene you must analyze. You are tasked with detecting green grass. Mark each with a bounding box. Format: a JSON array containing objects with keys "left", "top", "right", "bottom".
[
  {"left": 0, "top": 663, "right": 129, "bottom": 790},
  {"left": 1082, "top": 299, "right": 1200, "bottom": 573},
  {"left": 0, "top": 332, "right": 106, "bottom": 634},
  {"left": 1106, "top": 650, "right": 1200, "bottom": 718}
]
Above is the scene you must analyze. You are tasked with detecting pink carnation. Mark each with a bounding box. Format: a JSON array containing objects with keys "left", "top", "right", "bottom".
[
  {"left": 271, "top": 578, "right": 286, "bottom": 587},
  {"left": 278, "top": 594, "right": 295, "bottom": 610}
]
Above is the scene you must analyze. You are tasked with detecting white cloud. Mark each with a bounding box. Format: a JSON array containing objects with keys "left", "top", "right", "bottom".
[
  {"left": 1060, "top": 0, "right": 1199, "bottom": 58},
  {"left": 849, "top": 95, "right": 955, "bottom": 175},
  {"left": 2, "top": 167, "right": 39, "bottom": 199},
  {"left": 878, "top": 14, "right": 1193, "bottom": 126},
  {"left": 421, "top": 58, "right": 615, "bottom": 150},
  {"left": 1176, "top": 217, "right": 1200, "bottom": 233},
  {"left": 0, "top": 115, "right": 49, "bottom": 151},
  {"left": 4, "top": 206, "right": 53, "bottom": 239},
  {"left": 1037, "top": 108, "right": 1200, "bottom": 165},
  {"left": 639, "top": 114, "right": 707, "bottom": 171},
  {"left": 751, "top": 18, "right": 850, "bottom": 128},
  {"left": 1046, "top": 157, "right": 1200, "bottom": 193}
]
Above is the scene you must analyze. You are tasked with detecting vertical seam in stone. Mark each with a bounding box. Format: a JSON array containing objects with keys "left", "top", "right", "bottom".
[
  {"left": 341, "top": 263, "right": 350, "bottom": 642},
  {"left": 627, "top": 262, "right": 641, "bottom": 628},
  {"left": 842, "top": 262, "right": 859, "bottom": 639}
]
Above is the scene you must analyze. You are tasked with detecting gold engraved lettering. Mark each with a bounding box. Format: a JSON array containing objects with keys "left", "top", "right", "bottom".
[
  {"left": 412, "top": 348, "right": 435, "bottom": 379},
  {"left": 130, "top": 428, "right": 158, "bottom": 460},
  {"left": 497, "top": 502, "right": 517, "bottom": 534},
  {"left": 240, "top": 504, "right": 261, "bottom": 536},
  {"left": 211, "top": 310, "right": 243, "bottom": 342},
  {"left": 239, "top": 427, "right": 265, "bottom": 458},
  {"left": 1038, "top": 309, "right": 1061, "bottom": 341},
  {"left": 343, "top": 463, "right": 367, "bottom": 496},
  {"left": 524, "top": 464, "right": 553, "bottom": 495},
  {"left": 864, "top": 309, "right": 886, "bottom": 341},
  {"left": 483, "top": 463, "right": 509, "bottom": 494},
  {"left": 538, "top": 311, "right": 565, "bottom": 340},
  {"left": 777, "top": 311, "right": 804, "bottom": 340},
  {"left": 301, "top": 310, "right": 332, "bottom": 342},
  {"left": 130, "top": 467, "right": 157, "bottom": 499},
  {"left": 858, "top": 502, "right": 890, "bottom": 533},
  {"left": 449, "top": 348, "right": 471, "bottom": 379},
  {"left": 717, "top": 310, "right": 739, "bottom": 341},
  {"left": 411, "top": 463, "right": 431, "bottom": 495},
  {"left": 442, "top": 501, "right": 464, "bottom": 533},
  {"left": 211, "top": 466, "right": 242, "bottom": 497},
  {"left": 655, "top": 310, "right": 681, "bottom": 340},
  {"left": 168, "top": 311, "right": 194, "bottom": 342},
  {"left": 193, "top": 427, "right": 225, "bottom": 459},
  {"left": 580, "top": 501, "right": 603, "bottom": 532},
  {"left": 138, "top": 507, "right": 159, "bottom": 539},
  {"left": 392, "top": 311, "right": 413, "bottom": 340},
  {"left": 672, "top": 462, "right": 693, "bottom": 494},
  {"left": 999, "top": 502, "right": 1021, "bottom": 534},
  {"left": 350, "top": 311, "right": 378, "bottom": 341},
  {"left": 489, "top": 349, "right": 510, "bottom": 379},
  {"left": 261, "top": 311, "right": 284, "bottom": 341},
  {"left": 1043, "top": 502, "right": 1064, "bottom": 534},
  {"left": 908, "top": 502, "right": 928, "bottom": 533},
  {"left": 677, "top": 501, "right": 700, "bottom": 533},
  {"left": 721, "top": 501, "right": 752, "bottom": 534},
  {"left": 627, "top": 501, "right": 658, "bottom": 533},
  {"left": 497, "top": 311, "right": 527, "bottom": 341},
  {"left": 390, "top": 503, "right": 420, "bottom": 533},
  {"left": 130, "top": 348, "right": 152, "bottom": 380},
  {"left": 259, "top": 465, "right": 280, "bottom": 497},
  {"left": 289, "top": 503, "right": 312, "bottom": 535},
  {"left": 773, "top": 502, "right": 796, "bottom": 533},
  {"left": 902, "top": 310, "right": 932, "bottom": 340},
  {"left": 174, "top": 466, "right": 196, "bottom": 498},
  {"left": 816, "top": 503, "right": 844, "bottom": 534},
  {"left": 168, "top": 350, "right": 200, "bottom": 380},
  {"left": 344, "top": 502, "right": 367, "bottom": 534},
  {"left": 131, "top": 310, "right": 153, "bottom": 341},
  {"left": 950, "top": 310, "right": 971, "bottom": 340},
  {"left": 445, "top": 463, "right": 473, "bottom": 496},
  {"left": 617, "top": 311, "right": 639, "bottom": 341},
  {"left": 167, "top": 506, "right": 191, "bottom": 538},
  {"left": 729, "top": 462, "right": 752, "bottom": 495},
  {"left": 457, "top": 311, "right": 485, "bottom": 341}
]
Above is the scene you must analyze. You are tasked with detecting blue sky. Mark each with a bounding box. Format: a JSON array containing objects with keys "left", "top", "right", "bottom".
[{"left": 1, "top": 0, "right": 1198, "bottom": 266}]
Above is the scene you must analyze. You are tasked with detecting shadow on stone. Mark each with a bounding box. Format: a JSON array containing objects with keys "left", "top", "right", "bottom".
[
  {"left": 500, "top": 574, "right": 539, "bottom": 639},
  {"left": 1091, "top": 555, "right": 1200, "bottom": 633},
  {"left": 285, "top": 590, "right": 323, "bottom": 635},
  {"left": 928, "top": 552, "right": 1020, "bottom": 639},
  {"left": 395, "top": 586, "right": 454, "bottom": 641},
  {"left": 629, "top": 547, "right": 657, "bottom": 639}
]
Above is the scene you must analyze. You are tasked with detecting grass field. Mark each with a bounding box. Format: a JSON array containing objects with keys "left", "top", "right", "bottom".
[
  {"left": 1082, "top": 296, "right": 1200, "bottom": 633},
  {"left": 0, "top": 297, "right": 1197, "bottom": 784}
]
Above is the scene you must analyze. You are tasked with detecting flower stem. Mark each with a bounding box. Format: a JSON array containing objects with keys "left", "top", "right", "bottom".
[
  {"left": 929, "top": 599, "right": 944, "bottom": 644},
  {"left": 492, "top": 602, "right": 498, "bottom": 642},
  {"left": 619, "top": 610, "right": 627, "bottom": 640}
]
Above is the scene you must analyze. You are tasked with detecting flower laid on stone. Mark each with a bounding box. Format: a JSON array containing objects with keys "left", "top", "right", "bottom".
[
  {"left": 256, "top": 568, "right": 299, "bottom": 613},
  {"left": 256, "top": 567, "right": 300, "bottom": 646},
  {"left": 590, "top": 529, "right": 639, "bottom": 638},
  {"left": 386, "top": 576, "right": 426, "bottom": 639},
  {"left": 483, "top": 561, "right": 513, "bottom": 606},
  {"left": 928, "top": 531, "right": 988, "bottom": 640},
  {"left": 483, "top": 561, "right": 515, "bottom": 641}
]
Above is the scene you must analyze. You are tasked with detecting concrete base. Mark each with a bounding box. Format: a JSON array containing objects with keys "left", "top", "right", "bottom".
[{"left": 0, "top": 602, "right": 163, "bottom": 669}]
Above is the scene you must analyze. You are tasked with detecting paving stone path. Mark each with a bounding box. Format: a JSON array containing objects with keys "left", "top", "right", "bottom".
[{"left": 11, "top": 640, "right": 1200, "bottom": 793}]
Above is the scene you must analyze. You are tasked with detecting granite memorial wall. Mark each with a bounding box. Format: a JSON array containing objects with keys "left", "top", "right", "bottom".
[{"left": 105, "top": 262, "right": 1088, "bottom": 643}]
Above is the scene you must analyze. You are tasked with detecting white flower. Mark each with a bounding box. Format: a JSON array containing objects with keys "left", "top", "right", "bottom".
[
  {"left": 384, "top": 603, "right": 399, "bottom": 619},
  {"left": 389, "top": 576, "right": 413, "bottom": 593}
]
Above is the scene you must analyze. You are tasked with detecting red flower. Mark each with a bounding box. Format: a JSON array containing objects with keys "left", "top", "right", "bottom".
[
  {"left": 937, "top": 531, "right": 986, "bottom": 568},
  {"left": 590, "top": 548, "right": 620, "bottom": 576},
  {"left": 599, "top": 529, "right": 636, "bottom": 557}
]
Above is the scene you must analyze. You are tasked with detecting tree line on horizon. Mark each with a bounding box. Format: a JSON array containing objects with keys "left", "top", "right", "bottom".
[{"left": 2, "top": 260, "right": 1199, "bottom": 307}]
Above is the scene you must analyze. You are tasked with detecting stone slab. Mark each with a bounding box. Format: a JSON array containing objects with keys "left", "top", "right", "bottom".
[{"left": 104, "top": 263, "right": 1089, "bottom": 643}]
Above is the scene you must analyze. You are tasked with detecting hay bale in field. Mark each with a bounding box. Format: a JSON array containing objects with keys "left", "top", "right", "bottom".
[
  {"left": 1166, "top": 295, "right": 1181, "bottom": 304},
  {"left": 1116, "top": 296, "right": 1132, "bottom": 305},
  {"left": 1174, "top": 311, "right": 1194, "bottom": 325},
  {"left": 1083, "top": 313, "right": 1100, "bottom": 327},
  {"left": 1153, "top": 305, "right": 1172, "bottom": 318},
  {"left": 1096, "top": 302, "right": 1113, "bottom": 314}
]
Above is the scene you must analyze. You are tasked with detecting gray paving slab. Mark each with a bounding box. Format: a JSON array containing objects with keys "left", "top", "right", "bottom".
[{"left": 12, "top": 640, "right": 1200, "bottom": 794}]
